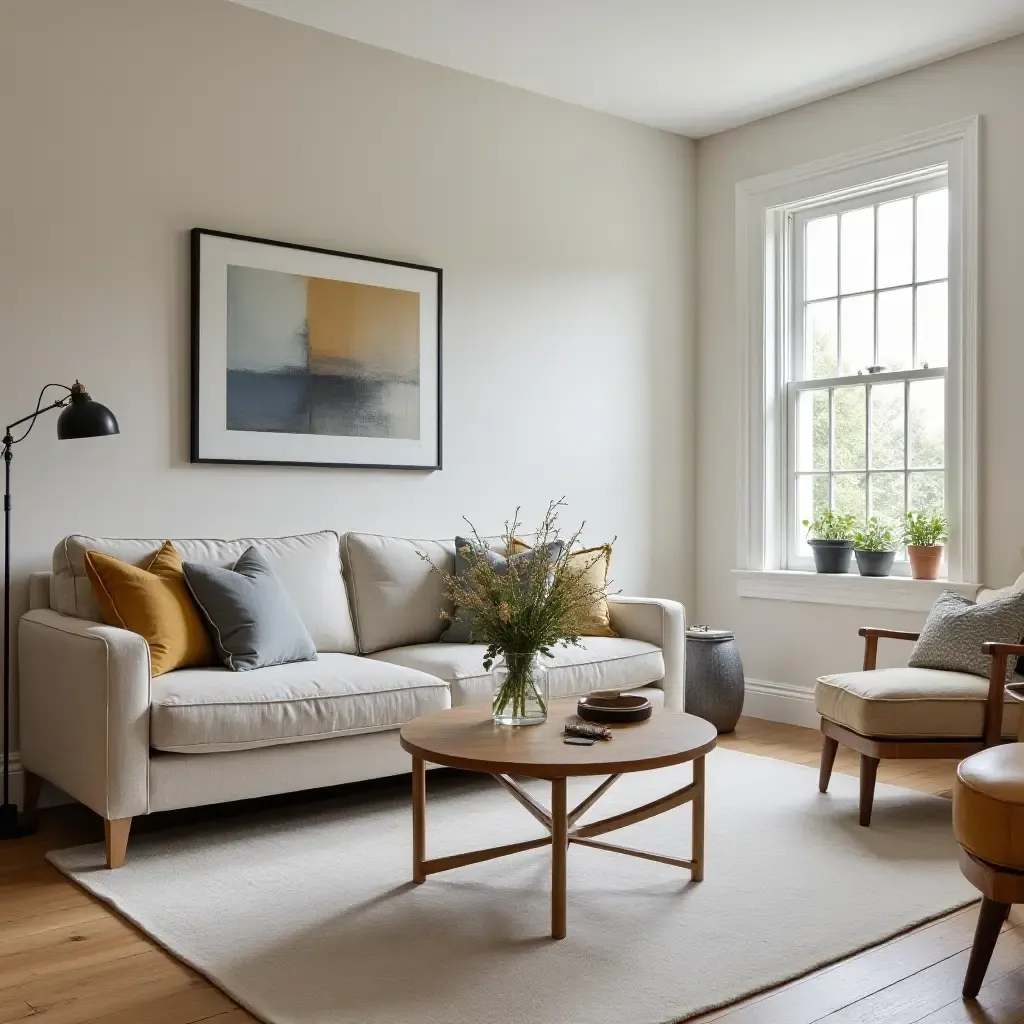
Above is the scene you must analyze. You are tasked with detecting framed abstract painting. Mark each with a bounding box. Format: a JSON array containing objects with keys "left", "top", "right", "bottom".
[{"left": 190, "top": 229, "right": 442, "bottom": 469}]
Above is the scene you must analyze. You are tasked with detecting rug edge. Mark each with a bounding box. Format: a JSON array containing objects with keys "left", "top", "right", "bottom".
[{"left": 46, "top": 849, "right": 979, "bottom": 1024}]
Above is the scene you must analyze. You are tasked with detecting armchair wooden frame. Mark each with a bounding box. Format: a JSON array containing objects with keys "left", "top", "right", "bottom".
[{"left": 818, "top": 630, "right": 1023, "bottom": 826}]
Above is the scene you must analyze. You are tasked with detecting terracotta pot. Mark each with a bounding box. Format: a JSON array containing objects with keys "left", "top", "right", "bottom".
[{"left": 908, "top": 545, "right": 944, "bottom": 580}]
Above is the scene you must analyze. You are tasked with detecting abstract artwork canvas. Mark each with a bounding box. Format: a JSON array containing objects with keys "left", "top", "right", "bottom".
[{"left": 191, "top": 229, "right": 441, "bottom": 469}]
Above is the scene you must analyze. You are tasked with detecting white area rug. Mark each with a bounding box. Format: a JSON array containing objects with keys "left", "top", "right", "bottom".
[{"left": 49, "top": 749, "right": 975, "bottom": 1024}]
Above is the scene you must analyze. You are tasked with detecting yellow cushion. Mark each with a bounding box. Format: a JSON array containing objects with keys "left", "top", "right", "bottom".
[
  {"left": 84, "top": 541, "right": 216, "bottom": 677},
  {"left": 511, "top": 538, "right": 616, "bottom": 638}
]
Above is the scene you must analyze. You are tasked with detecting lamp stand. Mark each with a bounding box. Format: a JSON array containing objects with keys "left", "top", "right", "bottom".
[{"left": 1, "top": 432, "right": 38, "bottom": 838}]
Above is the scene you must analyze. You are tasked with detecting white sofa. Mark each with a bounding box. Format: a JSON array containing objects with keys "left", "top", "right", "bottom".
[{"left": 18, "top": 530, "right": 685, "bottom": 866}]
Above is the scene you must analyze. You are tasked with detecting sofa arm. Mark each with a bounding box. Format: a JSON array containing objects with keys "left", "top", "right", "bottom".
[
  {"left": 608, "top": 596, "right": 685, "bottom": 712},
  {"left": 19, "top": 609, "right": 151, "bottom": 819}
]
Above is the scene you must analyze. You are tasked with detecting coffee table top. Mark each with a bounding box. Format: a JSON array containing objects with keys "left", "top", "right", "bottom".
[{"left": 400, "top": 699, "right": 717, "bottom": 778}]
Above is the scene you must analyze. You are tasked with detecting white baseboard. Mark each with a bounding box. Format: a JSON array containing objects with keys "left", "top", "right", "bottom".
[{"left": 742, "top": 679, "right": 819, "bottom": 729}]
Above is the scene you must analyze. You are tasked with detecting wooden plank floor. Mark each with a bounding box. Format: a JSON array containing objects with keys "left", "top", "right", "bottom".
[{"left": 1, "top": 716, "right": 1021, "bottom": 1023}]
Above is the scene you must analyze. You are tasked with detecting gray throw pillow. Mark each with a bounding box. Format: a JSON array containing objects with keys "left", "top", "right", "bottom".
[
  {"left": 908, "top": 589, "right": 1024, "bottom": 680},
  {"left": 440, "top": 536, "right": 564, "bottom": 643},
  {"left": 183, "top": 547, "right": 317, "bottom": 671}
]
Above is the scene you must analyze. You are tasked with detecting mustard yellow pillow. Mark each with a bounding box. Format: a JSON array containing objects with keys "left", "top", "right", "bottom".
[
  {"left": 84, "top": 541, "right": 216, "bottom": 676},
  {"left": 511, "top": 538, "right": 616, "bottom": 638}
]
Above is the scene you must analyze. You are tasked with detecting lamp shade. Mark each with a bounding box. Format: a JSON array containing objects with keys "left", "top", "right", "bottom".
[{"left": 56, "top": 382, "right": 119, "bottom": 440}]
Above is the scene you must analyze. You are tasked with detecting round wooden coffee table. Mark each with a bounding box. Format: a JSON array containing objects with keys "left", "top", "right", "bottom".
[{"left": 399, "top": 698, "right": 717, "bottom": 939}]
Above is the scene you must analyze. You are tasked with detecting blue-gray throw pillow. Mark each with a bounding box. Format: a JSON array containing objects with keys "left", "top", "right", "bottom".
[
  {"left": 440, "top": 536, "right": 564, "bottom": 643},
  {"left": 183, "top": 547, "right": 317, "bottom": 671}
]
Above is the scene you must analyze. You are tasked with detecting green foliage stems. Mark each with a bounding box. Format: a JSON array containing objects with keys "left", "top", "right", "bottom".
[
  {"left": 803, "top": 509, "right": 856, "bottom": 542},
  {"left": 903, "top": 510, "right": 948, "bottom": 548},
  {"left": 853, "top": 516, "right": 896, "bottom": 552},
  {"left": 422, "top": 498, "right": 612, "bottom": 719}
]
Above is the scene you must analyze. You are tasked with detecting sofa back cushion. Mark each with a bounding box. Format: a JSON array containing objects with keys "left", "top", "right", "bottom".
[
  {"left": 342, "top": 533, "right": 457, "bottom": 654},
  {"left": 53, "top": 531, "right": 357, "bottom": 654}
]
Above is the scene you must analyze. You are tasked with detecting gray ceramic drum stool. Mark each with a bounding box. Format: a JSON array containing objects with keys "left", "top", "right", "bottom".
[{"left": 685, "top": 626, "right": 745, "bottom": 733}]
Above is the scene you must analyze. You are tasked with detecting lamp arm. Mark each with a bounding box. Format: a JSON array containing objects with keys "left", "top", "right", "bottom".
[{"left": 3, "top": 384, "right": 73, "bottom": 447}]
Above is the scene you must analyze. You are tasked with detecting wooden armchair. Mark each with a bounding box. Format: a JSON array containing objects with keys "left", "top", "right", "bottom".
[{"left": 816, "top": 629, "right": 1022, "bottom": 826}]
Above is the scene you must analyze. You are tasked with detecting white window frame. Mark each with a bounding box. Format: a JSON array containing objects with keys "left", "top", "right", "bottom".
[
  {"left": 786, "top": 172, "right": 948, "bottom": 575},
  {"left": 733, "top": 118, "right": 979, "bottom": 610}
]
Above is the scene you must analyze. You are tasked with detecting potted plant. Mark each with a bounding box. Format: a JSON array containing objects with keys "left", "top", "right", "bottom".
[
  {"left": 853, "top": 517, "right": 897, "bottom": 577},
  {"left": 803, "top": 510, "right": 856, "bottom": 573},
  {"left": 903, "top": 510, "right": 948, "bottom": 580},
  {"left": 423, "top": 500, "right": 609, "bottom": 726}
]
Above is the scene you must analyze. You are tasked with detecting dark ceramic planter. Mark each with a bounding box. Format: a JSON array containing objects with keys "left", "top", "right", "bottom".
[
  {"left": 854, "top": 549, "right": 896, "bottom": 577},
  {"left": 809, "top": 539, "right": 854, "bottom": 573}
]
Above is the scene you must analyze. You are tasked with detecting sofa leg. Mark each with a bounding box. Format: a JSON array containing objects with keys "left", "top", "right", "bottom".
[
  {"left": 22, "top": 770, "right": 43, "bottom": 816},
  {"left": 963, "top": 897, "right": 1011, "bottom": 998},
  {"left": 104, "top": 817, "right": 132, "bottom": 869},
  {"left": 859, "top": 754, "right": 879, "bottom": 826},
  {"left": 818, "top": 736, "right": 839, "bottom": 793}
]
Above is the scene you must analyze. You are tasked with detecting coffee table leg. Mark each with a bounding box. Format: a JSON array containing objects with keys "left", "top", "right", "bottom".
[
  {"left": 551, "top": 776, "right": 567, "bottom": 939},
  {"left": 691, "top": 755, "right": 705, "bottom": 882},
  {"left": 412, "top": 755, "right": 426, "bottom": 884}
]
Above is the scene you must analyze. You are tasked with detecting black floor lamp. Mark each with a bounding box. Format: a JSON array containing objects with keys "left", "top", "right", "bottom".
[{"left": 1, "top": 382, "right": 119, "bottom": 839}]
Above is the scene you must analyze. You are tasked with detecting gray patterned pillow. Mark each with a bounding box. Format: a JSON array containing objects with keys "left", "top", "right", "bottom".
[{"left": 908, "top": 590, "right": 1024, "bottom": 679}]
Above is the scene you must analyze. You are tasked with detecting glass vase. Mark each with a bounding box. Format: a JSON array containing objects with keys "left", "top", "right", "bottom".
[{"left": 491, "top": 652, "right": 549, "bottom": 726}]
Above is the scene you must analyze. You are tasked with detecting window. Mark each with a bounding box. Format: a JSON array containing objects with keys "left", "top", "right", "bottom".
[
  {"left": 735, "top": 119, "right": 979, "bottom": 601},
  {"left": 788, "top": 179, "right": 948, "bottom": 572}
]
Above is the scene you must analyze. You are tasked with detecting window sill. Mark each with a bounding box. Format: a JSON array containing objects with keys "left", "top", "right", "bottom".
[{"left": 732, "top": 569, "right": 981, "bottom": 612}]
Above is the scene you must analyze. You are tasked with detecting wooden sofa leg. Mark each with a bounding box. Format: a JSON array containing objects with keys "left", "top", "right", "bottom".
[
  {"left": 22, "top": 770, "right": 43, "bottom": 816},
  {"left": 819, "top": 736, "right": 839, "bottom": 793},
  {"left": 105, "top": 818, "right": 132, "bottom": 869},
  {"left": 859, "top": 755, "right": 879, "bottom": 826},
  {"left": 963, "top": 897, "right": 1012, "bottom": 998}
]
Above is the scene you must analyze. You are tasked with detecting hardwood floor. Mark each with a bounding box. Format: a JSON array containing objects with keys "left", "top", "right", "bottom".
[{"left": 1, "top": 717, "right": 1020, "bottom": 1024}]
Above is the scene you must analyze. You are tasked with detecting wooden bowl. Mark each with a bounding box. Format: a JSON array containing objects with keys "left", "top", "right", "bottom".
[{"left": 577, "top": 693, "right": 653, "bottom": 724}]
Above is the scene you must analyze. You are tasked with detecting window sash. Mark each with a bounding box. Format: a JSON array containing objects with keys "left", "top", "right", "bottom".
[
  {"left": 784, "top": 175, "right": 949, "bottom": 573},
  {"left": 785, "top": 368, "right": 947, "bottom": 573}
]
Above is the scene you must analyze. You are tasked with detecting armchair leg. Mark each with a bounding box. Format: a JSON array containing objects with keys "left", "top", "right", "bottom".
[
  {"left": 22, "top": 770, "right": 43, "bottom": 816},
  {"left": 104, "top": 817, "right": 132, "bottom": 869},
  {"left": 963, "top": 897, "right": 1011, "bottom": 998},
  {"left": 819, "top": 736, "right": 839, "bottom": 793},
  {"left": 859, "top": 754, "right": 879, "bottom": 827}
]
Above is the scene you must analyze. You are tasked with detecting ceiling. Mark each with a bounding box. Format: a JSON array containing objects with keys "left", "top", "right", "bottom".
[{"left": 231, "top": 0, "right": 1024, "bottom": 137}]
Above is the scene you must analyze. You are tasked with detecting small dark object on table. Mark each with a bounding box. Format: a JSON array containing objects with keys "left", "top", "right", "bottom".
[
  {"left": 577, "top": 692, "right": 653, "bottom": 724},
  {"left": 564, "top": 722, "right": 612, "bottom": 741}
]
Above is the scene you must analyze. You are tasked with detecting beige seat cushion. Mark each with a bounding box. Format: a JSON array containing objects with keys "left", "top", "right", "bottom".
[
  {"left": 151, "top": 654, "right": 450, "bottom": 754},
  {"left": 369, "top": 637, "right": 664, "bottom": 707},
  {"left": 954, "top": 744, "right": 1024, "bottom": 870},
  {"left": 816, "top": 667, "right": 1021, "bottom": 739}
]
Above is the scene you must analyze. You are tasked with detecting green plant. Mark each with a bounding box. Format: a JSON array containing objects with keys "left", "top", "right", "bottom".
[
  {"left": 853, "top": 517, "right": 896, "bottom": 552},
  {"left": 803, "top": 509, "right": 856, "bottom": 542},
  {"left": 903, "top": 510, "right": 948, "bottom": 547},
  {"left": 423, "top": 499, "right": 610, "bottom": 719}
]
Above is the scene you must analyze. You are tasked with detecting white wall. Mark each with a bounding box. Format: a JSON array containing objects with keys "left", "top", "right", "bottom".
[
  {"left": 0, "top": 0, "right": 696, "bottom": 751},
  {"left": 696, "top": 34, "right": 1024, "bottom": 717}
]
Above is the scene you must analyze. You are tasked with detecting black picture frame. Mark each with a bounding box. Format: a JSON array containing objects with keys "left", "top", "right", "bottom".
[{"left": 190, "top": 228, "right": 442, "bottom": 470}]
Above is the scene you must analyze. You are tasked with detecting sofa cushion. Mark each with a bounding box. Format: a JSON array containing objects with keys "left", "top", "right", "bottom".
[
  {"left": 83, "top": 541, "right": 217, "bottom": 676},
  {"left": 183, "top": 548, "right": 317, "bottom": 672},
  {"left": 54, "top": 531, "right": 357, "bottom": 654},
  {"left": 343, "top": 533, "right": 457, "bottom": 654},
  {"left": 815, "top": 667, "right": 1022, "bottom": 739},
  {"left": 150, "top": 653, "right": 450, "bottom": 753},
  {"left": 369, "top": 637, "right": 665, "bottom": 707}
]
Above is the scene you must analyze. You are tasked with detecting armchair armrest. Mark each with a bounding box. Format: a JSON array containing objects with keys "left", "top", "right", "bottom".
[
  {"left": 858, "top": 626, "right": 921, "bottom": 671},
  {"left": 18, "top": 609, "right": 151, "bottom": 819},
  {"left": 981, "top": 643, "right": 1024, "bottom": 745},
  {"left": 608, "top": 596, "right": 685, "bottom": 712}
]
